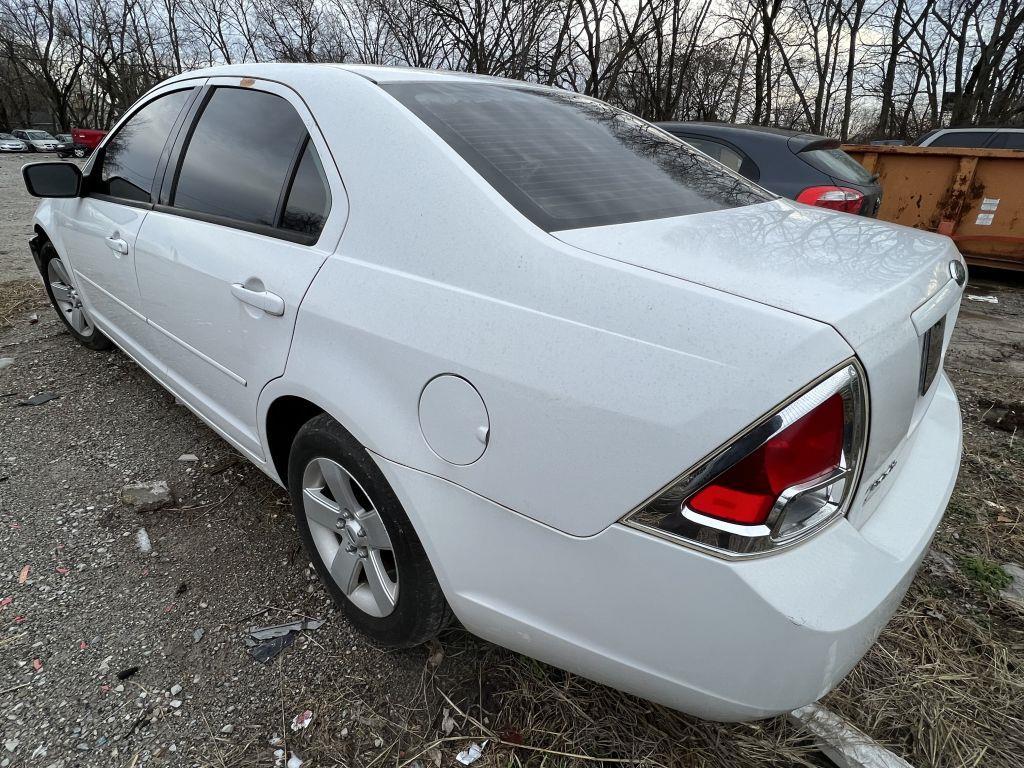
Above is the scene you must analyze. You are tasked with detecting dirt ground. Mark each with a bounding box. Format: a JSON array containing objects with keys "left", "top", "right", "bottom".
[{"left": 2, "top": 152, "right": 1023, "bottom": 768}]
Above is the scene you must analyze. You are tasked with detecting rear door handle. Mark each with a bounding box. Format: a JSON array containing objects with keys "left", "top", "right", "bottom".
[
  {"left": 231, "top": 283, "right": 285, "bottom": 316},
  {"left": 105, "top": 236, "right": 128, "bottom": 254}
]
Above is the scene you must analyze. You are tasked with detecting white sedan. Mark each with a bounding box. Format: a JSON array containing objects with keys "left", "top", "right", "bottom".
[{"left": 22, "top": 64, "right": 964, "bottom": 721}]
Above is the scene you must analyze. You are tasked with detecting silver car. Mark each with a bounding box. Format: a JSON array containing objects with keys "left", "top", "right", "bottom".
[
  {"left": 0, "top": 132, "right": 27, "bottom": 152},
  {"left": 12, "top": 129, "right": 59, "bottom": 152}
]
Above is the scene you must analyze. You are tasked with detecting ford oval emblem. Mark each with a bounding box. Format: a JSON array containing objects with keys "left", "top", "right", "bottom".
[{"left": 949, "top": 259, "right": 966, "bottom": 286}]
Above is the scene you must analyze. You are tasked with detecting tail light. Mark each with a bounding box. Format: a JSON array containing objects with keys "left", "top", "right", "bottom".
[
  {"left": 622, "top": 362, "right": 868, "bottom": 558},
  {"left": 796, "top": 185, "right": 864, "bottom": 214}
]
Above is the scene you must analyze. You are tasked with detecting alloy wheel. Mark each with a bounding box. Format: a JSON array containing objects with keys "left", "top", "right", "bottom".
[
  {"left": 302, "top": 456, "right": 399, "bottom": 617},
  {"left": 47, "top": 257, "right": 93, "bottom": 336}
]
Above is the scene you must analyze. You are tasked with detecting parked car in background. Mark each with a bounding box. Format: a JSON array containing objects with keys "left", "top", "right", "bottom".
[
  {"left": 657, "top": 121, "right": 883, "bottom": 216},
  {"left": 0, "top": 132, "right": 27, "bottom": 152},
  {"left": 914, "top": 127, "right": 1024, "bottom": 150},
  {"left": 22, "top": 64, "right": 964, "bottom": 722},
  {"left": 54, "top": 134, "right": 75, "bottom": 156},
  {"left": 12, "top": 129, "right": 60, "bottom": 152},
  {"left": 66, "top": 127, "right": 107, "bottom": 157}
]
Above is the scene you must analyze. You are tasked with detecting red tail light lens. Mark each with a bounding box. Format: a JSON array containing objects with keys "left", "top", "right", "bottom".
[
  {"left": 622, "top": 363, "right": 868, "bottom": 558},
  {"left": 796, "top": 185, "right": 864, "bottom": 214},
  {"left": 686, "top": 394, "right": 844, "bottom": 525}
]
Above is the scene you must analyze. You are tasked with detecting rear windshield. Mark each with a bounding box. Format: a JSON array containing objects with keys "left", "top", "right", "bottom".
[
  {"left": 384, "top": 82, "right": 772, "bottom": 231},
  {"left": 800, "top": 148, "right": 875, "bottom": 185}
]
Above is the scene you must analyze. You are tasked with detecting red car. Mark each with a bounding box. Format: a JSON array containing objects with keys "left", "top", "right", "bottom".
[{"left": 57, "top": 127, "right": 107, "bottom": 158}]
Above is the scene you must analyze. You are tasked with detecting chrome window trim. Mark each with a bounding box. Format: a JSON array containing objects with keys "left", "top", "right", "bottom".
[{"left": 620, "top": 359, "right": 869, "bottom": 560}]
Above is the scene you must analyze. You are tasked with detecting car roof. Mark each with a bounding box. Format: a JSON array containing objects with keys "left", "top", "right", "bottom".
[
  {"left": 657, "top": 121, "right": 838, "bottom": 150},
  {"left": 164, "top": 62, "right": 531, "bottom": 88}
]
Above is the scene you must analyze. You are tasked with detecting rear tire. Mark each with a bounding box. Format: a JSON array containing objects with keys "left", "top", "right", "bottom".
[
  {"left": 288, "top": 414, "right": 449, "bottom": 647},
  {"left": 39, "top": 242, "right": 111, "bottom": 351}
]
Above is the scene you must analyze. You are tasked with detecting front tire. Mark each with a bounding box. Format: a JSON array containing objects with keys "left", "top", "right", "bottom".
[
  {"left": 288, "top": 414, "right": 449, "bottom": 647},
  {"left": 40, "top": 242, "right": 111, "bottom": 350}
]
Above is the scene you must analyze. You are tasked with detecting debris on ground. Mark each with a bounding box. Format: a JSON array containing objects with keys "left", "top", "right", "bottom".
[
  {"left": 426, "top": 638, "right": 444, "bottom": 668},
  {"left": 120, "top": 480, "right": 173, "bottom": 512},
  {"left": 1000, "top": 563, "right": 1024, "bottom": 610},
  {"left": 244, "top": 617, "right": 324, "bottom": 664},
  {"left": 789, "top": 704, "right": 913, "bottom": 768},
  {"left": 966, "top": 294, "right": 999, "bottom": 303},
  {"left": 290, "top": 710, "right": 313, "bottom": 731},
  {"left": 15, "top": 392, "right": 59, "bottom": 407},
  {"left": 441, "top": 709, "right": 456, "bottom": 736},
  {"left": 18, "top": 564, "right": 30, "bottom": 584},
  {"left": 455, "top": 740, "right": 487, "bottom": 765},
  {"left": 116, "top": 666, "right": 140, "bottom": 680},
  {"left": 178, "top": 453, "right": 198, "bottom": 462},
  {"left": 136, "top": 528, "right": 152, "bottom": 553},
  {"left": 0, "top": 356, "right": 13, "bottom": 372},
  {"left": 979, "top": 398, "right": 1024, "bottom": 433}
]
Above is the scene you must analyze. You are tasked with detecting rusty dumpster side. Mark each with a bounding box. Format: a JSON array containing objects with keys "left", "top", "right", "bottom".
[{"left": 842, "top": 144, "right": 1024, "bottom": 271}]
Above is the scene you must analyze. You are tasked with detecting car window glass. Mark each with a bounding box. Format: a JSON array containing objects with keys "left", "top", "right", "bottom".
[
  {"left": 173, "top": 87, "right": 307, "bottom": 228},
  {"left": 680, "top": 137, "right": 745, "bottom": 174},
  {"left": 988, "top": 133, "right": 1024, "bottom": 150},
  {"left": 385, "top": 82, "right": 772, "bottom": 231},
  {"left": 281, "top": 141, "right": 331, "bottom": 237},
  {"left": 97, "top": 89, "right": 192, "bottom": 203},
  {"left": 800, "top": 148, "right": 874, "bottom": 184},
  {"left": 927, "top": 131, "right": 992, "bottom": 148}
]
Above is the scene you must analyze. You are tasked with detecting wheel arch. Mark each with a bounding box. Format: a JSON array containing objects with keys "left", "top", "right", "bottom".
[{"left": 264, "top": 394, "right": 326, "bottom": 489}]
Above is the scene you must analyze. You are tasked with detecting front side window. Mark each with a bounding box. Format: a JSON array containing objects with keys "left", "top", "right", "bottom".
[
  {"left": 384, "top": 82, "right": 772, "bottom": 231},
  {"left": 97, "top": 89, "right": 193, "bottom": 203},
  {"left": 172, "top": 88, "right": 308, "bottom": 228}
]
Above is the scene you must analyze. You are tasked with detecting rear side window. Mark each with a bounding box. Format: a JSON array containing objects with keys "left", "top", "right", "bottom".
[
  {"left": 677, "top": 135, "right": 759, "bottom": 181},
  {"left": 97, "top": 89, "right": 192, "bottom": 203},
  {"left": 385, "top": 82, "right": 772, "bottom": 231},
  {"left": 988, "top": 132, "right": 1024, "bottom": 150},
  {"left": 800, "top": 148, "right": 874, "bottom": 185},
  {"left": 683, "top": 137, "right": 744, "bottom": 172},
  {"left": 281, "top": 141, "right": 331, "bottom": 236},
  {"left": 172, "top": 87, "right": 329, "bottom": 238},
  {"left": 927, "top": 131, "right": 993, "bottom": 148}
]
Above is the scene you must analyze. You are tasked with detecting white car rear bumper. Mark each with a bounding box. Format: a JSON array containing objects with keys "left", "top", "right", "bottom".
[{"left": 375, "top": 373, "right": 961, "bottom": 721}]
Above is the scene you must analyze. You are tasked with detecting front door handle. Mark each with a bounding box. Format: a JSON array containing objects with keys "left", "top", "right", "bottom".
[
  {"left": 105, "top": 236, "right": 128, "bottom": 254},
  {"left": 231, "top": 283, "right": 285, "bottom": 316}
]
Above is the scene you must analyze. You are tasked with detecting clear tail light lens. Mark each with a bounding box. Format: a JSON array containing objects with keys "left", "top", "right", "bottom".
[
  {"left": 622, "top": 362, "right": 868, "bottom": 558},
  {"left": 796, "top": 185, "right": 864, "bottom": 214}
]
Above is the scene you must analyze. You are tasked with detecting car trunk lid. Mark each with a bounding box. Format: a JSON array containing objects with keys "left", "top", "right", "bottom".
[{"left": 553, "top": 199, "right": 964, "bottom": 526}]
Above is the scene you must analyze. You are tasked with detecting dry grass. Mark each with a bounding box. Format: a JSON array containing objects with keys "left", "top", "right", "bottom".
[{"left": 0, "top": 278, "right": 45, "bottom": 330}]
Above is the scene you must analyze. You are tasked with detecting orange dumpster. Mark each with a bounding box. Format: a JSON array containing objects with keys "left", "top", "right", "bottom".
[{"left": 842, "top": 144, "right": 1024, "bottom": 271}]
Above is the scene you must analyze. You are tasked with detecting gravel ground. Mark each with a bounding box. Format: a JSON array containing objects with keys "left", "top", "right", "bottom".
[
  {"left": 2, "top": 154, "right": 1023, "bottom": 768},
  {"left": 0, "top": 154, "right": 70, "bottom": 283}
]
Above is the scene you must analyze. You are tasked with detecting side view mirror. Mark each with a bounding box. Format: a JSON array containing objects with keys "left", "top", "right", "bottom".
[{"left": 23, "top": 162, "right": 82, "bottom": 198}]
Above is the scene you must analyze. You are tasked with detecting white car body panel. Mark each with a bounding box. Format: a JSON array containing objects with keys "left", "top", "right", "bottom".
[
  {"left": 28, "top": 63, "right": 964, "bottom": 721},
  {"left": 130, "top": 77, "right": 349, "bottom": 457}
]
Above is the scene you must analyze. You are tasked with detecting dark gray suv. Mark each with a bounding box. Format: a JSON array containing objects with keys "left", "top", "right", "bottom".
[{"left": 657, "top": 122, "right": 883, "bottom": 217}]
